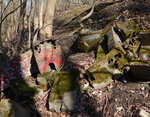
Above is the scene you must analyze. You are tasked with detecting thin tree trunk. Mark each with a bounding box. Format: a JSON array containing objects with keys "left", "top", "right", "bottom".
[
  {"left": 28, "top": 0, "right": 32, "bottom": 48},
  {"left": 39, "top": 0, "right": 44, "bottom": 29},
  {"left": 34, "top": 0, "right": 39, "bottom": 31},
  {"left": 40, "top": 0, "right": 57, "bottom": 40}
]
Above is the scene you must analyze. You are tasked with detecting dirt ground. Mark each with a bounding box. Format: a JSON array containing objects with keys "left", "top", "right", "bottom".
[
  {"left": 49, "top": 1, "right": 150, "bottom": 117},
  {"left": 1, "top": 1, "right": 150, "bottom": 117}
]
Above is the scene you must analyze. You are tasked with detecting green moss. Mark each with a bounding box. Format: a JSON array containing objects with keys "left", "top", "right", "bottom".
[
  {"left": 140, "top": 30, "right": 150, "bottom": 33},
  {"left": 78, "top": 31, "right": 102, "bottom": 52},
  {"left": 116, "top": 56, "right": 129, "bottom": 71},
  {"left": 90, "top": 67, "right": 113, "bottom": 84},
  {"left": 49, "top": 71, "right": 78, "bottom": 102},
  {"left": 40, "top": 84, "right": 47, "bottom": 90},
  {"left": 96, "top": 45, "right": 106, "bottom": 61},
  {"left": 38, "top": 72, "right": 51, "bottom": 77},
  {"left": 133, "top": 40, "right": 141, "bottom": 53},
  {"left": 116, "top": 45, "right": 126, "bottom": 54},
  {"left": 78, "top": 22, "right": 113, "bottom": 52},
  {"left": 130, "top": 59, "right": 149, "bottom": 65},
  {"left": 10, "top": 78, "right": 38, "bottom": 99},
  {"left": 116, "top": 19, "right": 141, "bottom": 37},
  {"left": 140, "top": 48, "right": 150, "bottom": 57}
]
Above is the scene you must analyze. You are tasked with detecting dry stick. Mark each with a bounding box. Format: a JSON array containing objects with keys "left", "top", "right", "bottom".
[
  {"left": 28, "top": 0, "right": 33, "bottom": 48},
  {"left": 32, "top": 29, "right": 39, "bottom": 47},
  {"left": 0, "top": 2, "right": 25, "bottom": 26},
  {"left": 40, "top": 88, "right": 51, "bottom": 100},
  {"left": 78, "top": 0, "right": 96, "bottom": 23},
  {"left": 2, "top": 0, "right": 13, "bottom": 15},
  {"left": 101, "top": 95, "right": 109, "bottom": 117}
]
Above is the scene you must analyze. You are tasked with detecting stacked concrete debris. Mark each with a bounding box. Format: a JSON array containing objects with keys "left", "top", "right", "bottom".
[
  {"left": 77, "top": 18, "right": 150, "bottom": 88},
  {"left": 0, "top": 1, "right": 150, "bottom": 115},
  {"left": 0, "top": 40, "right": 63, "bottom": 91}
]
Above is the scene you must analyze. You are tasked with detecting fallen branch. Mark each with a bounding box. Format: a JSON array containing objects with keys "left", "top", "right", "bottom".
[{"left": 79, "top": 0, "right": 96, "bottom": 23}]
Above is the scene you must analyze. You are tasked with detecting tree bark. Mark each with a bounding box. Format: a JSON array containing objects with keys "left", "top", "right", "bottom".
[
  {"left": 40, "top": 0, "right": 57, "bottom": 40},
  {"left": 39, "top": 0, "right": 44, "bottom": 29},
  {"left": 34, "top": 0, "right": 39, "bottom": 32}
]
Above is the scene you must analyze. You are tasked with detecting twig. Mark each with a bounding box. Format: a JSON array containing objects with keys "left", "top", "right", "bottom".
[
  {"left": 0, "top": 1, "right": 25, "bottom": 26},
  {"left": 40, "top": 88, "right": 51, "bottom": 100},
  {"left": 79, "top": 0, "right": 96, "bottom": 23},
  {"left": 101, "top": 95, "right": 109, "bottom": 117}
]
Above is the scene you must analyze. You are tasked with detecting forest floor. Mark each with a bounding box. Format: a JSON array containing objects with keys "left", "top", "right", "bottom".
[
  {"left": 47, "top": 81, "right": 150, "bottom": 117},
  {"left": 49, "top": 0, "right": 150, "bottom": 117},
  {"left": 0, "top": 0, "right": 150, "bottom": 117}
]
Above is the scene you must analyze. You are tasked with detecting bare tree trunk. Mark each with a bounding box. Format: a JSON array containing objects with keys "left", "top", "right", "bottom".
[
  {"left": 39, "top": 0, "right": 44, "bottom": 29},
  {"left": 32, "top": 0, "right": 39, "bottom": 46},
  {"left": 28, "top": 0, "right": 33, "bottom": 48},
  {"left": 13, "top": 0, "right": 26, "bottom": 56},
  {"left": 34, "top": 0, "right": 39, "bottom": 32},
  {"left": 0, "top": 0, "right": 3, "bottom": 49},
  {"left": 40, "top": 0, "right": 57, "bottom": 40}
]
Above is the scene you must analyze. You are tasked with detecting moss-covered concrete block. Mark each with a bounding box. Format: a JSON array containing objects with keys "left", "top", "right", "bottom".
[
  {"left": 116, "top": 19, "right": 140, "bottom": 37},
  {"left": 77, "top": 30, "right": 102, "bottom": 52},
  {"left": 0, "top": 99, "right": 31, "bottom": 117},
  {"left": 37, "top": 77, "right": 47, "bottom": 90},
  {"left": 48, "top": 71, "right": 78, "bottom": 112},
  {"left": 87, "top": 66, "right": 113, "bottom": 89}
]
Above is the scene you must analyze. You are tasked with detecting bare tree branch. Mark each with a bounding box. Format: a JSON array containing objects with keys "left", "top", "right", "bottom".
[{"left": 0, "top": 1, "right": 25, "bottom": 26}]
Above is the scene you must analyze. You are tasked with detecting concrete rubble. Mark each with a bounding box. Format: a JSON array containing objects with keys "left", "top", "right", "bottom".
[{"left": 0, "top": 1, "right": 150, "bottom": 114}]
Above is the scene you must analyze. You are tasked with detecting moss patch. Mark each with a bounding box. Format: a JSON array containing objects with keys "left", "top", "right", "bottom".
[
  {"left": 77, "top": 31, "right": 102, "bottom": 52},
  {"left": 116, "top": 19, "right": 141, "bottom": 37},
  {"left": 90, "top": 67, "right": 113, "bottom": 84},
  {"left": 140, "top": 48, "right": 150, "bottom": 57},
  {"left": 96, "top": 45, "right": 107, "bottom": 61},
  {"left": 49, "top": 71, "right": 78, "bottom": 102},
  {"left": 10, "top": 78, "right": 37, "bottom": 105}
]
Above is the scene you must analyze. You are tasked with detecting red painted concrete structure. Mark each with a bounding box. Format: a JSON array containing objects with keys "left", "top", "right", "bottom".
[
  {"left": 0, "top": 41, "right": 63, "bottom": 91},
  {"left": 34, "top": 41, "right": 63, "bottom": 74}
]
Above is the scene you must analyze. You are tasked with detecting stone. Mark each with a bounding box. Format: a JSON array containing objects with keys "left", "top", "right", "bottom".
[
  {"left": 37, "top": 77, "right": 47, "bottom": 90},
  {"left": 62, "top": 90, "right": 77, "bottom": 111},
  {"left": 113, "top": 69, "right": 124, "bottom": 80},
  {"left": 92, "top": 78, "right": 113, "bottom": 89},
  {"left": 133, "top": 40, "right": 141, "bottom": 53},
  {"left": 49, "top": 90, "right": 77, "bottom": 112},
  {"left": 0, "top": 99, "right": 31, "bottom": 117},
  {"left": 48, "top": 71, "right": 78, "bottom": 112},
  {"left": 49, "top": 99, "right": 62, "bottom": 112},
  {"left": 105, "top": 26, "right": 123, "bottom": 50},
  {"left": 139, "top": 31, "right": 150, "bottom": 46},
  {"left": 135, "top": 109, "right": 150, "bottom": 117},
  {"left": 116, "top": 19, "right": 140, "bottom": 37},
  {"left": 77, "top": 30, "right": 102, "bottom": 52},
  {"left": 34, "top": 41, "right": 63, "bottom": 74},
  {"left": 130, "top": 64, "right": 150, "bottom": 80},
  {"left": 87, "top": 66, "right": 113, "bottom": 89},
  {"left": 9, "top": 78, "right": 37, "bottom": 102}
]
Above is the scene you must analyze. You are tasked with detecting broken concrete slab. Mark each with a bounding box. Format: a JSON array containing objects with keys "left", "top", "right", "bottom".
[
  {"left": 105, "top": 26, "right": 123, "bottom": 50},
  {"left": 77, "top": 30, "right": 102, "bottom": 52},
  {"left": 0, "top": 50, "right": 37, "bottom": 91},
  {"left": 47, "top": 71, "right": 78, "bottom": 112},
  {"left": 139, "top": 31, "right": 150, "bottom": 46},
  {"left": 34, "top": 41, "right": 63, "bottom": 74},
  {"left": 130, "top": 64, "right": 150, "bottom": 80},
  {"left": 116, "top": 19, "right": 140, "bottom": 37},
  {"left": 0, "top": 99, "right": 31, "bottom": 117},
  {"left": 0, "top": 40, "right": 63, "bottom": 91},
  {"left": 86, "top": 64, "right": 113, "bottom": 89},
  {"left": 135, "top": 109, "right": 150, "bottom": 117}
]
